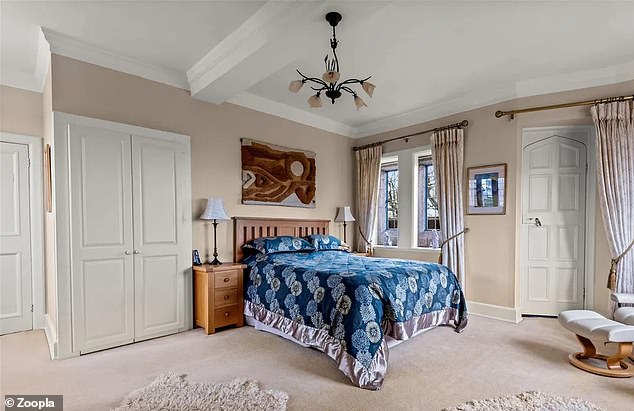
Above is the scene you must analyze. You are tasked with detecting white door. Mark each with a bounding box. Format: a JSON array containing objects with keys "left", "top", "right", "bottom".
[
  {"left": 132, "top": 136, "right": 185, "bottom": 340},
  {"left": 521, "top": 135, "right": 587, "bottom": 315},
  {"left": 0, "top": 142, "right": 33, "bottom": 334},
  {"left": 69, "top": 125, "right": 135, "bottom": 353}
]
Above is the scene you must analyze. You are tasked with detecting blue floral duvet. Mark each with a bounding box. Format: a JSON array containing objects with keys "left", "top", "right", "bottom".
[{"left": 243, "top": 250, "right": 467, "bottom": 389}]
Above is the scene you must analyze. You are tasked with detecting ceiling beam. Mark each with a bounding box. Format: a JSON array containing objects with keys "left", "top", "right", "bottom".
[{"left": 187, "top": 0, "right": 388, "bottom": 104}]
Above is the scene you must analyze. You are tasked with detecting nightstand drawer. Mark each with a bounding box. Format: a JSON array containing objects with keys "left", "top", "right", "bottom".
[
  {"left": 214, "top": 305, "right": 240, "bottom": 328},
  {"left": 214, "top": 270, "right": 238, "bottom": 288},
  {"left": 214, "top": 288, "right": 238, "bottom": 307}
]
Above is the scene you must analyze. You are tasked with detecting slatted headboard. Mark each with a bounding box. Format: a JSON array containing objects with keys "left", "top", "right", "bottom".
[{"left": 233, "top": 217, "right": 330, "bottom": 262}]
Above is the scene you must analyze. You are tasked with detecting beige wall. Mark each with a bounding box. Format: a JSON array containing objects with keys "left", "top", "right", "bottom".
[
  {"left": 357, "top": 80, "right": 634, "bottom": 315},
  {"left": 0, "top": 85, "right": 43, "bottom": 136},
  {"left": 49, "top": 55, "right": 355, "bottom": 265},
  {"left": 42, "top": 67, "right": 57, "bottom": 328}
]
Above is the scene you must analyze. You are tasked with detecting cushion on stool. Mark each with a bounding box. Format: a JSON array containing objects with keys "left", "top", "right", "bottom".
[
  {"left": 615, "top": 307, "right": 634, "bottom": 326},
  {"left": 559, "top": 309, "right": 634, "bottom": 343}
]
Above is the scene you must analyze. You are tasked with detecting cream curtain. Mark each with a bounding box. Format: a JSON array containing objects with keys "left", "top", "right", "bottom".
[
  {"left": 431, "top": 128, "right": 466, "bottom": 289},
  {"left": 355, "top": 146, "right": 382, "bottom": 252},
  {"left": 591, "top": 100, "right": 634, "bottom": 315}
]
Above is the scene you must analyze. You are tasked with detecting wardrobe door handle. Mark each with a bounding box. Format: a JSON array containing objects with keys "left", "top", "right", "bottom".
[
  {"left": 124, "top": 250, "right": 131, "bottom": 255},
  {"left": 133, "top": 250, "right": 141, "bottom": 254}
]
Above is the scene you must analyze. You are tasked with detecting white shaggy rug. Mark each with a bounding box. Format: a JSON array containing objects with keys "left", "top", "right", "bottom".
[
  {"left": 444, "top": 391, "right": 603, "bottom": 411},
  {"left": 112, "top": 373, "right": 288, "bottom": 411}
]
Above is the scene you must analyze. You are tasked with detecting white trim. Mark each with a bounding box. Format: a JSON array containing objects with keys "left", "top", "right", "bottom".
[
  {"left": 44, "top": 313, "right": 58, "bottom": 360},
  {"left": 520, "top": 126, "right": 596, "bottom": 314},
  {"left": 52, "top": 112, "right": 192, "bottom": 359},
  {"left": 468, "top": 301, "right": 522, "bottom": 323},
  {"left": 228, "top": 92, "right": 355, "bottom": 137},
  {"left": 42, "top": 28, "right": 189, "bottom": 90},
  {"left": 0, "top": 133, "right": 45, "bottom": 331}
]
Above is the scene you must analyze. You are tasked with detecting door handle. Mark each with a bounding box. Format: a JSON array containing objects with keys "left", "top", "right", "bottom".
[
  {"left": 133, "top": 250, "right": 141, "bottom": 254},
  {"left": 124, "top": 250, "right": 131, "bottom": 255},
  {"left": 533, "top": 218, "right": 542, "bottom": 227}
]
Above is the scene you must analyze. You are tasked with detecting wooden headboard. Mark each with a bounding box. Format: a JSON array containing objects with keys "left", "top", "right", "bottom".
[{"left": 233, "top": 217, "right": 329, "bottom": 262}]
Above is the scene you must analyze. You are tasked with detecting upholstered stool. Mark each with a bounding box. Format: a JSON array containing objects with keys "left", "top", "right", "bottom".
[{"left": 558, "top": 310, "right": 634, "bottom": 378}]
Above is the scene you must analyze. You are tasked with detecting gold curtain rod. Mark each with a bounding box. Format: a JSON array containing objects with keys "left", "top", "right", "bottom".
[
  {"left": 495, "top": 94, "right": 634, "bottom": 119},
  {"left": 352, "top": 119, "right": 469, "bottom": 152}
]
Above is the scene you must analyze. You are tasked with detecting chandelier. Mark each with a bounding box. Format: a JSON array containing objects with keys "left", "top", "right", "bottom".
[{"left": 288, "top": 12, "right": 375, "bottom": 110}]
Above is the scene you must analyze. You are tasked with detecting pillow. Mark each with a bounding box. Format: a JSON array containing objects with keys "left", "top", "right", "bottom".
[
  {"left": 243, "top": 236, "right": 315, "bottom": 255},
  {"left": 305, "top": 234, "right": 350, "bottom": 252}
]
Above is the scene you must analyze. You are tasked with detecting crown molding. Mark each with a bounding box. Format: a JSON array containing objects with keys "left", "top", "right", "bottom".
[
  {"left": 42, "top": 28, "right": 189, "bottom": 90},
  {"left": 229, "top": 92, "right": 355, "bottom": 137},
  {"left": 1, "top": 28, "right": 50, "bottom": 92}
]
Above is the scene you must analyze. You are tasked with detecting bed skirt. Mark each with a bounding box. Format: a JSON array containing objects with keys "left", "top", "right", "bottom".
[{"left": 244, "top": 300, "right": 464, "bottom": 390}]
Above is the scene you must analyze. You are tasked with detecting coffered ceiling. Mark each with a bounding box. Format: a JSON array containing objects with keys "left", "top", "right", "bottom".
[{"left": 2, "top": 1, "right": 633, "bottom": 137}]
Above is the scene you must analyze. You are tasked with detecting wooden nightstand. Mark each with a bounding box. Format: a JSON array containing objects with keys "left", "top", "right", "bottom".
[{"left": 193, "top": 263, "right": 246, "bottom": 334}]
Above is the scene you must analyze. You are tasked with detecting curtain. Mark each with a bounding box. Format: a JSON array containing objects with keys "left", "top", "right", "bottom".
[
  {"left": 431, "top": 128, "right": 466, "bottom": 289},
  {"left": 591, "top": 100, "right": 634, "bottom": 315},
  {"left": 355, "top": 145, "right": 382, "bottom": 252}
]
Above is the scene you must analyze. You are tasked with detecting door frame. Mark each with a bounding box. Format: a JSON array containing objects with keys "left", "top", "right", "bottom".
[
  {"left": 0, "top": 132, "right": 45, "bottom": 331},
  {"left": 520, "top": 126, "right": 596, "bottom": 314}
]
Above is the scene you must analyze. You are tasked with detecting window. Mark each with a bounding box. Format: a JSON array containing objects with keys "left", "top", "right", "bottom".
[
  {"left": 417, "top": 156, "right": 440, "bottom": 248},
  {"left": 377, "top": 161, "right": 398, "bottom": 246}
]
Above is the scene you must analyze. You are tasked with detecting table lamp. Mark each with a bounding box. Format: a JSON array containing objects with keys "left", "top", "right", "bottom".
[
  {"left": 334, "top": 206, "right": 355, "bottom": 244},
  {"left": 200, "top": 197, "right": 230, "bottom": 265}
]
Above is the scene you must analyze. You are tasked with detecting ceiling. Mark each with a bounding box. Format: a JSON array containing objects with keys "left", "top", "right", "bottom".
[{"left": 2, "top": 1, "right": 634, "bottom": 138}]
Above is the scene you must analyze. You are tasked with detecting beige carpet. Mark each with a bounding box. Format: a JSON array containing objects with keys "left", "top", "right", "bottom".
[
  {"left": 1, "top": 316, "right": 632, "bottom": 410},
  {"left": 111, "top": 373, "right": 288, "bottom": 411},
  {"left": 443, "top": 391, "right": 603, "bottom": 411}
]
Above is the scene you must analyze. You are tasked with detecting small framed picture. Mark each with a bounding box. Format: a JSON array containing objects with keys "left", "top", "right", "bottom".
[
  {"left": 192, "top": 249, "right": 202, "bottom": 266},
  {"left": 467, "top": 163, "right": 507, "bottom": 215}
]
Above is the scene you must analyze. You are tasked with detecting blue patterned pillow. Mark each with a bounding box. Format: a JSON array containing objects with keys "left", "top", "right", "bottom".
[
  {"left": 243, "top": 236, "right": 315, "bottom": 255},
  {"left": 305, "top": 234, "right": 350, "bottom": 251}
]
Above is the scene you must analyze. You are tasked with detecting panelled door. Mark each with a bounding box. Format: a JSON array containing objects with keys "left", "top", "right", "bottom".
[
  {"left": 132, "top": 135, "right": 185, "bottom": 340},
  {"left": 0, "top": 142, "right": 33, "bottom": 334},
  {"left": 69, "top": 125, "right": 135, "bottom": 353},
  {"left": 521, "top": 135, "right": 587, "bottom": 315}
]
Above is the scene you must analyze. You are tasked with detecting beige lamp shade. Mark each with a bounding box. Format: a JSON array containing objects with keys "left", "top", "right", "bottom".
[
  {"left": 335, "top": 206, "right": 355, "bottom": 222},
  {"left": 362, "top": 81, "right": 376, "bottom": 97},
  {"left": 200, "top": 197, "right": 230, "bottom": 221},
  {"left": 288, "top": 80, "right": 304, "bottom": 93},
  {"left": 354, "top": 95, "right": 367, "bottom": 110},
  {"left": 308, "top": 94, "right": 323, "bottom": 108}
]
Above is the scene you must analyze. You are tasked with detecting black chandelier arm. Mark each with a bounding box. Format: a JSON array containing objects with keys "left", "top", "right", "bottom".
[
  {"left": 336, "top": 76, "right": 372, "bottom": 90},
  {"left": 339, "top": 86, "right": 357, "bottom": 96},
  {"left": 310, "top": 85, "right": 328, "bottom": 92},
  {"left": 296, "top": 70, "right": 328, "bottom": 87}
]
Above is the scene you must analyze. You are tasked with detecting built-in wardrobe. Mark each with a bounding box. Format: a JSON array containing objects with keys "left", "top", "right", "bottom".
[{"left": 50, "top": 113, "right": 192, "bottom": 358}]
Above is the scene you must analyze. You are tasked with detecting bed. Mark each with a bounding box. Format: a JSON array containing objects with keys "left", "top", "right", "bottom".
[{"left": 234, "top": 217, "right": 468, "bottom": 390}]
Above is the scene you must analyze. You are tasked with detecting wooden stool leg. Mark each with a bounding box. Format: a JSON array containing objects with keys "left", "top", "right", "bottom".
[
  {"left": 607, "top": 342, "right": 633, "bottom": 370},
  {"left": 575, "top": 334, "right": 596, "bottom": 358}
]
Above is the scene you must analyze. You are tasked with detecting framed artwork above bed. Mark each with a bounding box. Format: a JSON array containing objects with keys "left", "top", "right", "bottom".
[
  {"left": 241, "top": 138, "right": 316, "bottom": 208},
  {"left": 467, "top": 163, "right": 507, "bottom": 215}
]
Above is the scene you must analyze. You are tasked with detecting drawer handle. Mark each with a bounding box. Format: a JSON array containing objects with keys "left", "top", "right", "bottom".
[
  {"left": 223, "top": 277, "right": 230, "bottom": 283},
  {"left": 224, "top": 295, "right": 230, "bottom": 300},
  {"left": 224, "top": 312, "right": 230, "bottom": 318}
]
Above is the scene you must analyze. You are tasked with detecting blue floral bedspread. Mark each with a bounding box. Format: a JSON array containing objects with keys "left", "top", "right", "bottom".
[{"left": 243, "top": 250, "right": 467, "bottom": 389}]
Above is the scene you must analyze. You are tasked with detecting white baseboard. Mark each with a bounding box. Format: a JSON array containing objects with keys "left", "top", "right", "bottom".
[
  {"left": 44, "top": 314, "right": 58, "bottom": 360},
  {"left": 467, "top": 300, "right": 522, "bottom": 323}
]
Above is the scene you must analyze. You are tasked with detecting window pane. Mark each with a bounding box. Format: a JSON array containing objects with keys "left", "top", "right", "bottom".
[
  {"left": 417, "top": 157, "right": 440, "bottom": 247},
  {"left": 378, "top": 162, "right": 398, "bottom": 246}
]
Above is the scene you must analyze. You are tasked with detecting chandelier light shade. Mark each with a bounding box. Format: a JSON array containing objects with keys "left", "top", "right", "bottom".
[{"left": 288, "top": 11, "right": 375, "bottom": 110}]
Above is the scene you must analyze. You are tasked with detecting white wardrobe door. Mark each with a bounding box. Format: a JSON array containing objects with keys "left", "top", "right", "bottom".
[
  {"left": 0, "top": 142, "right": 33, "bottom": 334},
  {"left": 132, "top": 135, "right": 185, "bottom": 340},
  {"left": 69, "top": 125, "right": 135, "bottom": 353}
]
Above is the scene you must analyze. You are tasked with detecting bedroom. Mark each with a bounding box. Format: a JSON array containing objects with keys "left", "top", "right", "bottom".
[{"left": 0, "top": 1, "right": 633, "bottom": 410}]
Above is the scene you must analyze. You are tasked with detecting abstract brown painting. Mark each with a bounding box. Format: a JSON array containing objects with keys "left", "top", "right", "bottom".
[{"left": 241, "top": 139, "right": 316, "bottom": 208}]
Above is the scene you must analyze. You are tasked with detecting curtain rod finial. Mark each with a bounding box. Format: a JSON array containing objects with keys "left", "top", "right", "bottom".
[{"left": 495, "top": 110, "right": 505, "bottom": 118}]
